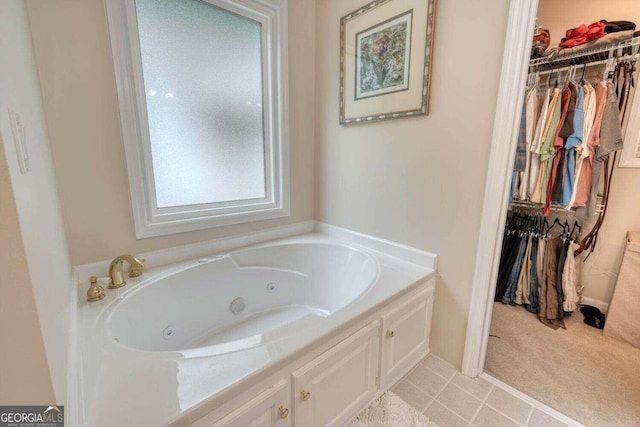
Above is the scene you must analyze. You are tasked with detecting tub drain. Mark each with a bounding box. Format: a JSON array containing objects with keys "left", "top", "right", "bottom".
[{"left": 230, "top": 297, "right": 246, "bottom": 314}]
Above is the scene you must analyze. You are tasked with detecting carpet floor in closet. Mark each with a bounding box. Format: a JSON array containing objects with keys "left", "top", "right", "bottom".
[{"left": 485, "top": 302, "right": 640, "bottom": 427}]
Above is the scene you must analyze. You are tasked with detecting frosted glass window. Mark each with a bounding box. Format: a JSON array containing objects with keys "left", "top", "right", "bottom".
[{"left": 135, "top": 0, "right": 266, "bottom": 208}]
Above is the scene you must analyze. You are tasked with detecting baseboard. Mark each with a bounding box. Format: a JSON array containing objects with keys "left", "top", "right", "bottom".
[{"left": 580, "top": 297, "right": 609, "bottom": 314}]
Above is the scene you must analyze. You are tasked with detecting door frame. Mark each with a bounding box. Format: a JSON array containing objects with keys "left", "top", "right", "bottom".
[{"left": 461, "top": 0, "right": 539, "bottom": 378}]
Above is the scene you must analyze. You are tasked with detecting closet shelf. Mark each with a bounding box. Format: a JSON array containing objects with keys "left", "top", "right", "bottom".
[
  {"left": 509, "top": 200, "right": 572, "bottom": 213},
  {"left": 508, "top": 200, "right": 605, "bottom": 215},
  {"left": 530, "top": 36, "right": 640, "bottom": 70}
]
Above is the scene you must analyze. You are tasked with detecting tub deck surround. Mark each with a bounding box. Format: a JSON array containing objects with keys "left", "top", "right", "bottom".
[{"left": 74, "top": 223, "right": 437, "bottom": 426}]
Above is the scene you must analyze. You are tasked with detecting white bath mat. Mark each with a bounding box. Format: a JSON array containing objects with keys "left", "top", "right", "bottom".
[{"left": 346, "top": 391, "right": 439, "bottom": 427}]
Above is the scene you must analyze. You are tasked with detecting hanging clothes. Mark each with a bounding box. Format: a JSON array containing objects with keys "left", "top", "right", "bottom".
[
  {"left": 562, "top": 84, "right": 584, "bottom": 206},
  {"left": 519, "top": 88, "right": 540, "bottom": 201},
  {"left": 568, "top": 82, "right": 596, "bottom": 208},
  {"left": 527, "top": 233, "right": 541, "bottom": 313},
  {"left": 532, "top": 88, "right": 561, "bottom": 203},
  {"left": 573, "top": 82, "right": 608, "bottom": 210},
  {"left": 578, "top": 82, "right": 625, "bottom": 220},
  {"left": 513, "top": 103, "right": 528, "bottom": 173},
  {"left": 502, "top": 49, "right": 637, "bottom": 331},
  {"left": 495, "top": 212, "right": 583, "bottom": 325},
  {"left": 551, "top": 82, "right": 577, "bottom": 203},
  {"left": 495, "top": 225, "right": 522, "bottom": 302},
  {"left": 528, "top": 88, "right": 551, "bottom": 198},
  {"left": 515, "top": 235, "right": 532, "bottom": 305},
  {"left": 544, "top": 88, "right": 572, "bottom": 215},
  {"left": 539, "top": 236, "right": 566, "bottom": 329},
  {"left": 562, "top": 241, "right": 581, "bottom": 312}
]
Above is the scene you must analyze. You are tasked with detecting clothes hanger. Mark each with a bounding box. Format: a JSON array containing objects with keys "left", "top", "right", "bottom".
[
  {"left": 547, "top": 217, "right": 563, "bottom": 236},
  {"left": 563, "top": 67, "right": 572, "bottom": 88},
  {"left": 569, "top": 221, "right": 582, "bottom": 242},
  {"left": 536, "top": 215, "right": 544, "bottom": 238},
  {"left": 579, "top": 62, "right": 587, "bottom": 84}
]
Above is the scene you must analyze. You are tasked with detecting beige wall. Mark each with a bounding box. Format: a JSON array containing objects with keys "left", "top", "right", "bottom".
[
  {"left": 1, "top": 0, "right": 73, "bottom": 402},
  {"left": 25, "top": 0, "right": 316, "bottom": 266},
  {"left": 538, "top": 0, "right": 640, "bottom": 304},
  {"left": 0, "top": 136, "right": 54, "bottom": 404},
  {"left": 315, "top": 0, "right": 510, "bottom": 367}
]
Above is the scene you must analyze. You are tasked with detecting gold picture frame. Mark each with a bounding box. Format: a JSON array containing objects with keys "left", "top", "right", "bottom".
[{"left": 340, "top": 0, "right": 436, "bottom": 125}]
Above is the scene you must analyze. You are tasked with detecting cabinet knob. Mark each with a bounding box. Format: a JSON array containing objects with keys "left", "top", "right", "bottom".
[
  {"left": 386, "top": 329, "right": 395, "bottom": 338},
  {"left": 300, "top": 390, "right": 311, "bottom": 401},
  {"left": 278, "top": 405, "right": 289, "bottom": 419}
]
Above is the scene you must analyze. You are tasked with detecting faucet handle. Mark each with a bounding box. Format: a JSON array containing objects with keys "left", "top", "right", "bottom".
[
  {"left": 128, "top": 255, "right": 144, "bottom": 278},
  {"left": 87, "top": 276, "right": 106, "bottom": 302}
]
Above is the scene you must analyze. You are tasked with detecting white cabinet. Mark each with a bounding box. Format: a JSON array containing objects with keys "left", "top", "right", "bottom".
[
  {"left": 186, "top": 280, "right": 435, "bottom": 427},
  {"left": 379, "top": 283, "right": 434, "bottom": 388},
  {"left": 292, "top": 322, "right": 380, "bottom": 427},
  {"left": 203, "top": 380, "right": 290, "bottom": 427}
]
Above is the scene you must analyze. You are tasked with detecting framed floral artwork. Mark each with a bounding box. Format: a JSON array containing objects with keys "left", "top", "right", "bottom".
[{"left": 340, "top": 0, "right": 436, "bottom": 124}]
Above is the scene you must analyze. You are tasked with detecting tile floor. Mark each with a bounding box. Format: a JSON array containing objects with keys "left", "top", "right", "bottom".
[{"left": 392, "top": 354, "right": 578, "bottom": 427}]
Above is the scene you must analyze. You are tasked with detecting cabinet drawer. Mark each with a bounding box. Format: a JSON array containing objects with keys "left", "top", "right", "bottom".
[
  {"left": 292, "top": 322, "right": 379, "bottom": 427},
  {"left": 380, "top": 283, "right": 434, "bottom": 388}
]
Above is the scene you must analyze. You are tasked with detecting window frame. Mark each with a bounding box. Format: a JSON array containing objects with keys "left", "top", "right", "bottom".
[{"left": 106, "top": 0, "right": 289, "bottom": 239}]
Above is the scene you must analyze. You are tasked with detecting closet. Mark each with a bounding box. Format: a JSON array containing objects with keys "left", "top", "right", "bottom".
[
  {"left": 494, "top": 35, "right": 640, "bottom": 328},
  {"left": 486, "top": 3, "right": 640, "bottom": 425}
]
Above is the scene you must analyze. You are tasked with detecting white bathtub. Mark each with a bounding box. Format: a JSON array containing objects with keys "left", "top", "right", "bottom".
[
  {"left": 76, "top": 224, "right": 436, "bottom": 426},
  {"left": 104, "top": 243, "right": 378, "bottom": 355}
]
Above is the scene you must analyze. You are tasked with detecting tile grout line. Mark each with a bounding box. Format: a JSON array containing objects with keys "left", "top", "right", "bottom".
[
  {"left": 402, "top": 358, "right": 452, "bottom": 412},
  {"left": 420, "top": 357, "right": 491, "bottom": 425},
  {"left": 483, "top": 401, "right": 532, "bottom": 427},
  {"left": 525, "top": 404, "right": 535, "bottom": 426},
  {"left": 480, "top": 373, "right": 584, "bottom": 427},
  {"left": 411, "top": 357, "right": 573, "bottom": 427},
  {"left": 416, "top": 357, "right": 542, "bottom": 426},
  {"left": 402, "top": 377, "right": 435, "bottom": 410},
  {"left": 427, "top": 373, "right": 483, "bottom": 424},
  {"left": 402, "top": 377, "right": 435, "bottom": 412},
  {"left": 418, "top": 361, "right": 460, "bottom": 413},
  {"left": 412, "top": 356, "right": 460, "bottom": 412},
  {"left": 467, "top": 384, "right": 495, "bottom": 427},
  {"left": 403, "top": 367, "right": 450, "bottom": 396},
  {"left": 419, "top": 369, "right": 456, "bottom": 412}
]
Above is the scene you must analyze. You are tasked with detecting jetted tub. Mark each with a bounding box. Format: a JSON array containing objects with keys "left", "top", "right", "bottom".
[
  {"left": 76, "top": 225, "right": 436, "bottom": 426},
  {"left": 104, "top": 243, "right": 378, "bottom": 355}
]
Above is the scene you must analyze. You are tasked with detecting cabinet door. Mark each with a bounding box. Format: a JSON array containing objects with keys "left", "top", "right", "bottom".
[
  {"left": 204, "top": 379, "right": 291, "bottom": 427},
  {"left": 380, "top": 282, "right": 434, "bottom": 388},
  {"left": 292, "top": 322, "right": 379, "bottom": 427}
]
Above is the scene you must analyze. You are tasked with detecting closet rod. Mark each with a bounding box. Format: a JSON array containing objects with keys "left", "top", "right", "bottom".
[{"left": 534, "top": 54, "right": 639, "bottom": 76}]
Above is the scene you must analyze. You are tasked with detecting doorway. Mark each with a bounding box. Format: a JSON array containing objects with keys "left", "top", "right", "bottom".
[{"left": 464, "top": 0, "right": 640, "bottom": 425}]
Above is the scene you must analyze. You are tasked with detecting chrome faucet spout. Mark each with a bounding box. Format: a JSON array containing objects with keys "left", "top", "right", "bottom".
[{"left": 108, "top": 254, "right": 144, "bottom": 289}]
